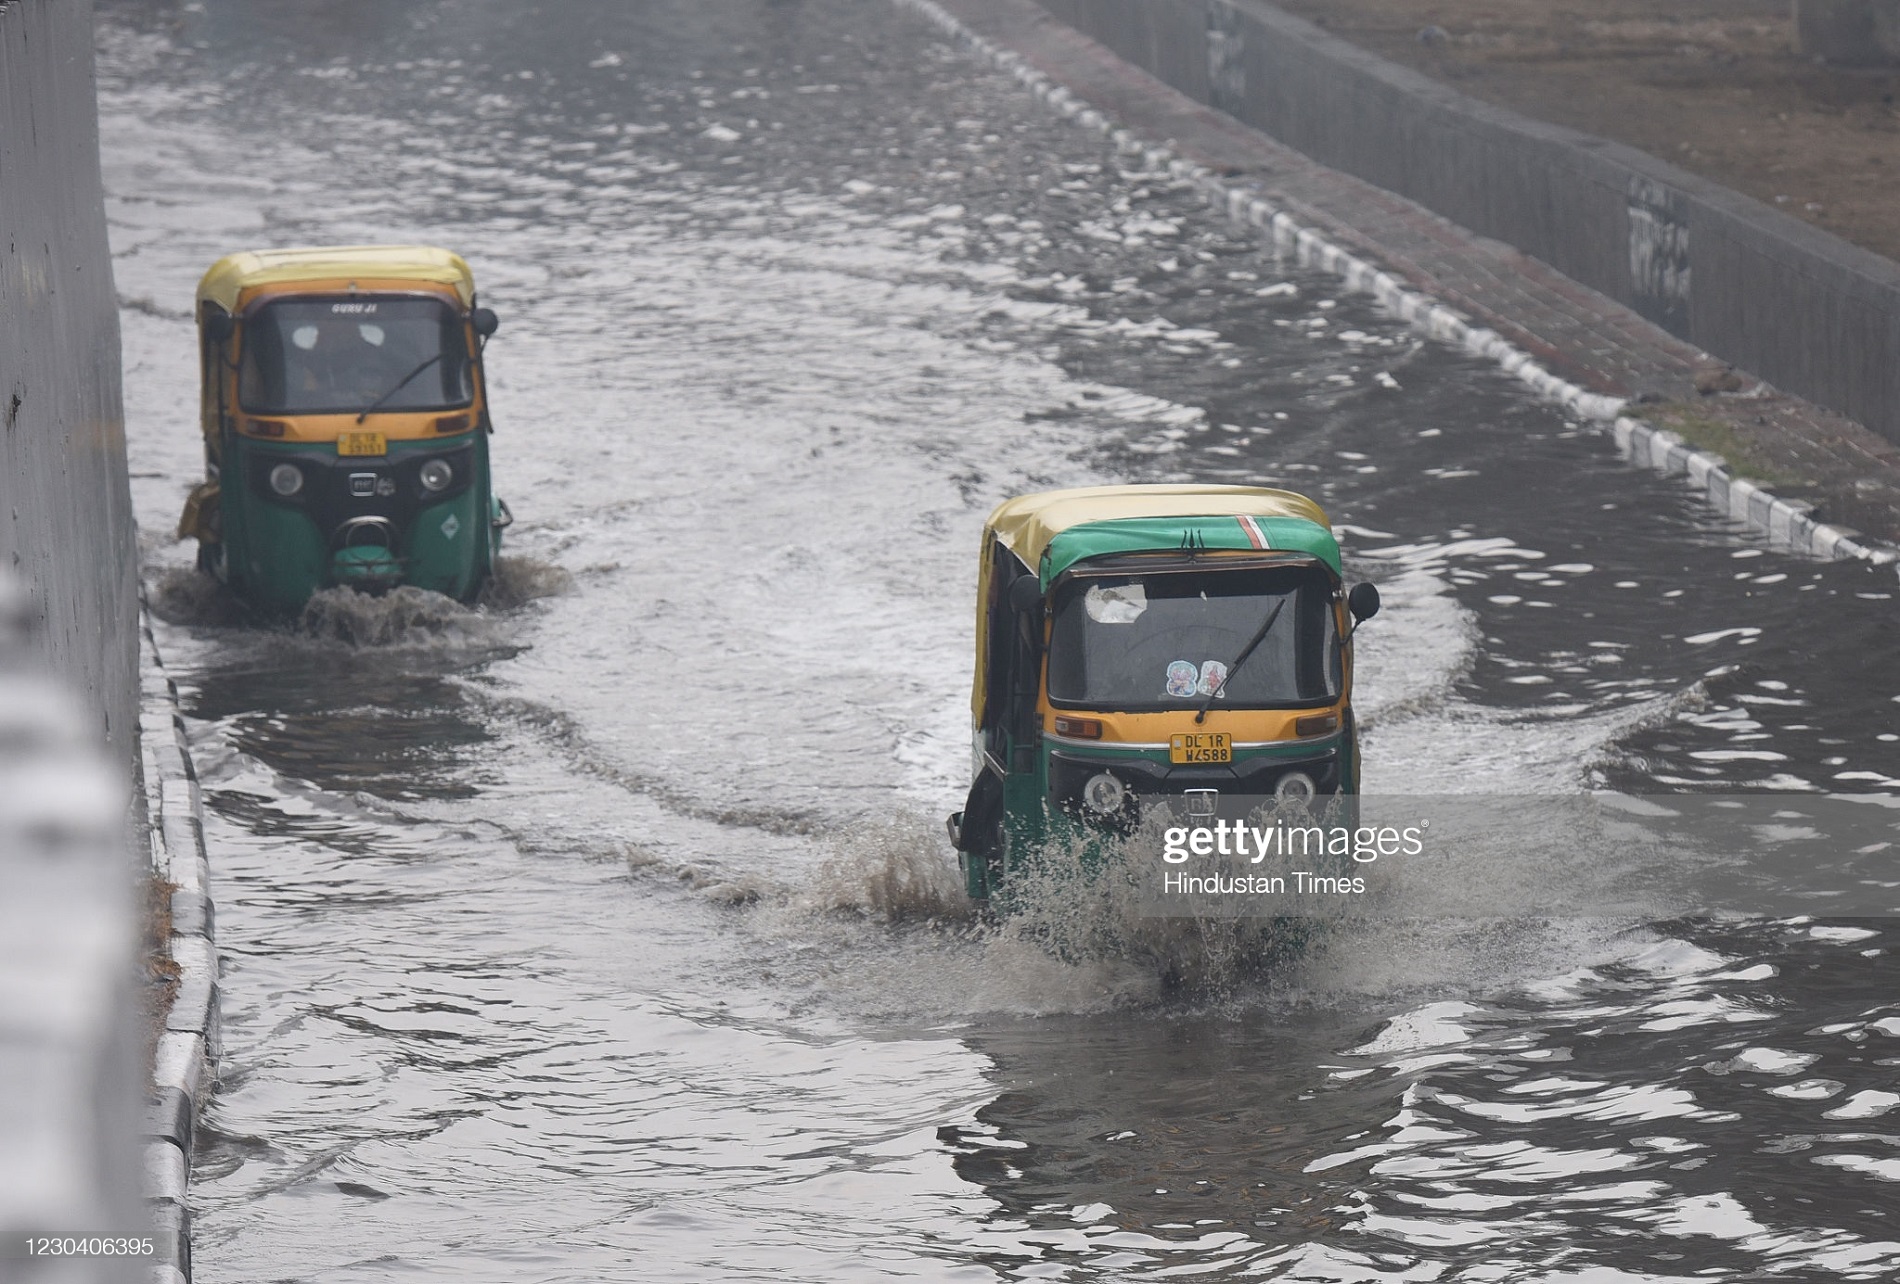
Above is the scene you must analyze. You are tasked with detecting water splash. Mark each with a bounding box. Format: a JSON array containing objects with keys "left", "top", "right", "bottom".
[
  {"left": 297, "top": 585, "right": 512, "bottom": 650},
  {"left": 144, "top": 564, "right": 252, "bottom": 628},
  {"left": 478, "top": 554, "right": 573, "bottom": 609},
  {"left": 145, "top": 556, "right": 569, "bottom": 645},
  {"left": 987, "top": 817, "right": 1331, "bottom": 995},
  {"left": 805, "top": 811, "right": 972, "bottom": 923}
]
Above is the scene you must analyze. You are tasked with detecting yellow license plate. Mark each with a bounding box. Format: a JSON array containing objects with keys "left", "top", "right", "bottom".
[
  {"left": 337, "top": 431, "right": 387, "bottom": 457},
  {"left": 1170, "top": 732, "right": 1232, "bottom": 764}
]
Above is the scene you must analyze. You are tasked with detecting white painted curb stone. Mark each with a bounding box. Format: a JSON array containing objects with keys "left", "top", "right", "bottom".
[{"left": 140, "top": 609, "right": 216, "bottom": 1283}]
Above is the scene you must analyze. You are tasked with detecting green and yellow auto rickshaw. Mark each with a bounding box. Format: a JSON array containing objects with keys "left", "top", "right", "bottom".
[
  {"left": 177, "top": 245, "right": 509, "bottom": 613},
  {"left": 946, "top": 484, "right": 1381, "bottom": 901}
]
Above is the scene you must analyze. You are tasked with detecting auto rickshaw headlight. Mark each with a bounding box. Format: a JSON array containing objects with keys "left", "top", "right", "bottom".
[
  {"left": 1276, "top": 771, "right": 1317, "bottom": 804},
  {"left": 419, "top": 459, "right": 453, "bottom": 492},
  {"left": 268, "top": 463, "right": 304, "bottom": 497},
  {"left": 1083, "top": 772, "right": 1126, "bottom": 815}
]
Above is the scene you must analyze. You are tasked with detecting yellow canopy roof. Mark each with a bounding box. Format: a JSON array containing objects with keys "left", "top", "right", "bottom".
[
  {"left": 968, "top": 484, "right": 1336, "bottom": 722},
  {"left": 196, "top": 245, "right": 476, "bottom": 313},
  {"left": 984, "top": 483, "right": 1331, "bottom": 570}
]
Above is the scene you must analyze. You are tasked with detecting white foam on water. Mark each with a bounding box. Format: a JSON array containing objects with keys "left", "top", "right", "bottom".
[
  {"left": 1768, "top": 1078, "right": 1843, "bottom": 1100},
  {"left": 1824, "top": 1090, "right": 1900, "bottom": 1120},
  {"left": 1813, "top": 1153, "right": 1900, "bottom": 1183},
  {"left": 1643, "top": 1191, "right": 1768, "bottom": 1241},
  {"left": 1348, "top": 1001, "right": 1481, "bottom": 1056},
  {"left": 1727, "top": 1047, "right": 1820, "bottom": 1075},
  {"left": 1626, "top": 938, "right": 1731, "bottom": 978}
]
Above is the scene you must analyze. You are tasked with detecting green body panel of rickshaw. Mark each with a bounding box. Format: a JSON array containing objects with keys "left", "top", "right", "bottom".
[
  {"left": 221, "top": 481, "right": 327, "bottom": 616},
  {"left": 217, "top": 435, "right": 498, "bottom": 615}
]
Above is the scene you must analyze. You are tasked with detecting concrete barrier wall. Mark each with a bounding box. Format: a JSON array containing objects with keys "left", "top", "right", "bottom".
[
  {"left": 1035, "top": 0, "right": 1900, "bottom": 446},
  {"left": 0, "top": 0, "right": 136, "bottom": 754},
  {"left": 1796, "top": 0, "right": 1900, "bottom": 66},
  {"left": 0, "top": 1, "right": 142, "bottom": 1276}
]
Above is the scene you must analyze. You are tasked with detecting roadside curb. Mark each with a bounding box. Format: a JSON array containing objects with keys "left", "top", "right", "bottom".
[
  {"left": 897, "top": 0, "right": 1899, "bottom": 568},
  {"left": 138, "top": 605, "right": 215, "bottom": 1284},
  {"left": 1609, "top": 416, "right": 1891, "bottom": 565}
]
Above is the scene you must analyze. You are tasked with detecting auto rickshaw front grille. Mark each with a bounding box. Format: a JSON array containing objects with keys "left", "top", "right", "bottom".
[
  {"left": 247, "top": 444, "right": 476, "bottom": 543},
  {"left": 1046, "top": 747, "right": 1343, "bottom": 810}
]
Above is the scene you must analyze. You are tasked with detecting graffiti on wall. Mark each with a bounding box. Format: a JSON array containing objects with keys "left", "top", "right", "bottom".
[
  {"left": 1206, "top": 0, "right": 1247, "bottom": 119},
  {"left": 1628, "top": 176, "right": 1691, "bottom": 336}
]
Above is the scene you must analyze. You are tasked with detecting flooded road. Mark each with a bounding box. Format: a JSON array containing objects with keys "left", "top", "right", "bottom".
[{"left": 98, "top": 0, "right": 1900, "bottom": 1278}]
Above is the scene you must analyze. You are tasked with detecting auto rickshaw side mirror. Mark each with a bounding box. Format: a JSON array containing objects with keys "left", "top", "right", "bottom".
[
  {"left": 1348, "top": 581, "right": 1382, "bottom": 625},
  {"left": 470, "top": 307, "right": 500, "bottom": 338},
  {"left": 202, "top": 309, "right": 234, "bottom": 344},
  {"left": 1007, "top": 576, "right": 1042, "bottom": 614}
]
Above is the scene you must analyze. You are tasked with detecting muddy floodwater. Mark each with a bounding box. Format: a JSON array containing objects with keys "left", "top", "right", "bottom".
[{"left": 100, "top": 1, "right": 1900, "bottom": 1279}]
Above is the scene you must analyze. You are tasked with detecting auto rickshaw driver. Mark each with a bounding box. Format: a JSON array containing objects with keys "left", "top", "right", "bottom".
[{"left": 283, "top": 320, "right": 372, "bottom": 404}]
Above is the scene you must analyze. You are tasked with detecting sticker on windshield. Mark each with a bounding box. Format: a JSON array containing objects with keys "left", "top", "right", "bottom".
[
  {"left": 1084, "top": 581, "right": 1147, "bottom": 624},
  {"left": 1165, "top": 660, "right": 1198, "bottom": 697},
  {"left": 1198, "top": 660, "right": 1229, "bottom": 698}
]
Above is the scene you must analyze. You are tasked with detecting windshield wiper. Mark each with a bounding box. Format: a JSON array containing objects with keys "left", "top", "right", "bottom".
[
  {"left": 356, "top": 353, "right": 443, "bottom": 423},
  {"left": 1194, "top": 597, "right": 1285, "bottom": 725}
]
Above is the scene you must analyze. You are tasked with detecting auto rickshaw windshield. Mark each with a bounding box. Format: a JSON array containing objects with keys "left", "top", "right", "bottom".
[
  {"left": 1047, "top": 564, "right": 1341, "bottom": 709},
  {"left": 238, "top": 296, "right": 473, "bottom": 416}
]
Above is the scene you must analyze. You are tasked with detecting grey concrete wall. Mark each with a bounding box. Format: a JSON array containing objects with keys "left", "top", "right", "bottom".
[
  {"left": 0, "top": 1, "right": 144, "bottom": 1275},
  {"left": 0, "top": 0, "right": 136, "bottom": 758},
  {"left": 1796, "top": 0, "right": 1900, "bottom": 66},
  {"left": 1035, "top": 0, "right": 1900, "bottom": 447}
]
